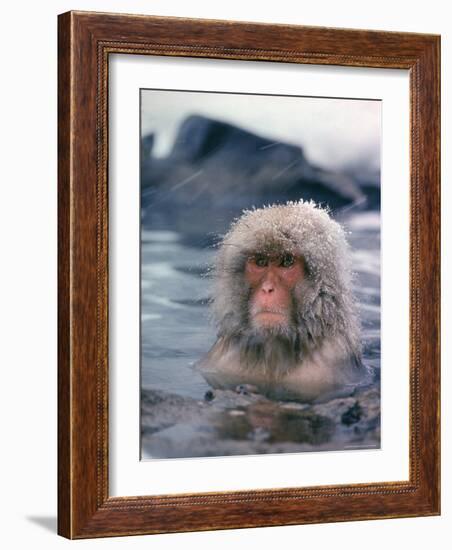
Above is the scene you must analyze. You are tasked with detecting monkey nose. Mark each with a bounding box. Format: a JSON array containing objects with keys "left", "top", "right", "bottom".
[{"left": 261, "top": 280, "right": 275, "bottom": 293}]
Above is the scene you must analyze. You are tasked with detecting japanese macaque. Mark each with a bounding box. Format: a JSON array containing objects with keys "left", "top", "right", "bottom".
[{"left": 197, "top": 200, "right": 367, "bottom": 402}]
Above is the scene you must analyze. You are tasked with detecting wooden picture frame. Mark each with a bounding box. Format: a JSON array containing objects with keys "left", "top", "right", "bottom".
[{"left": 58, "top": 10, "right": 440, "bottom": 539}]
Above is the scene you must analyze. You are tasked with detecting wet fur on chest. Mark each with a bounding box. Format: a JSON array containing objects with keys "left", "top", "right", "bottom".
[{"left": 197, "top": 335, "right": 359, "bottom": 402}]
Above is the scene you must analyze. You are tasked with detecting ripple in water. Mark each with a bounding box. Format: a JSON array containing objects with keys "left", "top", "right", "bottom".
[{"left": 140, "top": 212, "right": 381, "bottom": 457}]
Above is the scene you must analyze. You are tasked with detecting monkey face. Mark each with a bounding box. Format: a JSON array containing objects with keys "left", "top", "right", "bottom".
[
  {"left": 245, "top": 252, "right": 305, "bottom": 331},
  {"left": 207, "top": 202, "right": 362, "bottom": 379}
]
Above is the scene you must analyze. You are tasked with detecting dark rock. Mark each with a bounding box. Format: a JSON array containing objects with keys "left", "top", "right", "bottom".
[
  {"left": 341, "top": 401, "right": 363, "bottom": 425},
  {"left": 204, "top": 390, "right": 215, "bottom": 402},
  {"left": 140, "top": 115, "right": 375, "bottom": 241},
  {"left": 141, "top": 133, "right": 154, "bottom": 159}
]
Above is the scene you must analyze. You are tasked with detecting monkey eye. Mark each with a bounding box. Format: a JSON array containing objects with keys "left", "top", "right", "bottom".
[
  {"left": 253, "top": 254, "right": 268, "bottom": 267},
  {"left": 280, "top": 253, "right": 295, "bottom": 268}
]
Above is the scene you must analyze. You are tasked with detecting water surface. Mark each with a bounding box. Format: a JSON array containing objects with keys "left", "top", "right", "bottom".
[{"left": 140, "top": 211, "right": 380, "bottom": 458}]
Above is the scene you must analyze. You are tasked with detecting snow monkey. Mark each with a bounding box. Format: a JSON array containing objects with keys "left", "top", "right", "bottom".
[{"left": 197, "top": 200, "right": 368, "bottom": 402}]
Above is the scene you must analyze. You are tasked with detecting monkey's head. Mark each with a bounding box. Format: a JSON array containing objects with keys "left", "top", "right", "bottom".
[{"left": 210, "top": 201, "right": 361, "bottom": 374}]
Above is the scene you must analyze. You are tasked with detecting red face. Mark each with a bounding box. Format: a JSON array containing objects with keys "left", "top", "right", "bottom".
[{"left": 244, "top": 252, "right": 305, "bottom": 328}]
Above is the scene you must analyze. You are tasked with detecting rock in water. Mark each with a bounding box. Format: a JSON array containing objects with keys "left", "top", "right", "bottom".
[{"left": 141, "top": 115, "right": 367, "bottom": 241}]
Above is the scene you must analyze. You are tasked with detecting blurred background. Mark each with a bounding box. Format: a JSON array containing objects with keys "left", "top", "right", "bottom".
[
  {"left": 141, "top": 90, "right": 380, "bottom": 244},
  {"left": 140, "top": 90, "right": 381, "bottom": 458}
]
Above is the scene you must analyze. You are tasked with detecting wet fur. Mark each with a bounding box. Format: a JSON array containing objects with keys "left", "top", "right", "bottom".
[{"left": 197, "top": 201, "right": 365, "bottom": 401}]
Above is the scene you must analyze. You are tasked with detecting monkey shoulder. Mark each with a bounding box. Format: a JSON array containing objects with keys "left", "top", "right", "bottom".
[
  {"left": 196, "top": 338, "right": 273, "bottom": 390},
  {"left": 280, "top": 339, "right": 366, "bottom": 400},
  {"left": 196, "top": 337, "right": 365, "bottom": 402}
]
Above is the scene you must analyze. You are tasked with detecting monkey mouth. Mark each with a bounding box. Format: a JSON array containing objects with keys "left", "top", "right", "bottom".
[
  {"left": 255, "top": 310, "right": 286, "bottom": 317},
  {"left": 252, "top": 306, "right": 287, "bottom": 315},
  {"left": 252, "top": 308, "right": 289, "bottom": 325}
]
